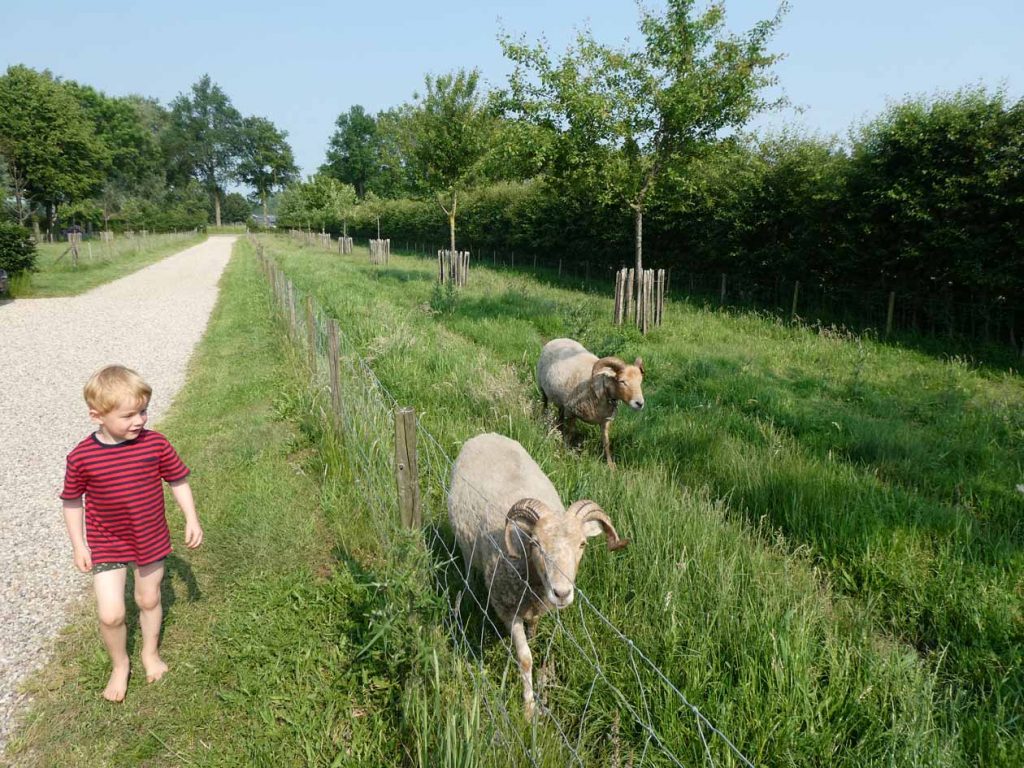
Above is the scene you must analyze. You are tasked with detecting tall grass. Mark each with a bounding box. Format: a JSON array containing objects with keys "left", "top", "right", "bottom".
[
  {"left": 11, "top": 232, "right": 204, "bottom": 297},
  {"left": 262, "top": 234, "right": 1023, "bottom": 766}
]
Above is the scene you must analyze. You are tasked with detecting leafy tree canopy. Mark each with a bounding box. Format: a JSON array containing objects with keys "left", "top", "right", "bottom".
[
  {"left": 0, "top": 65, "right": 109, "bottom": 228},
  {"left": 165, "top": 74, "right": 243, "bottom": 225}
]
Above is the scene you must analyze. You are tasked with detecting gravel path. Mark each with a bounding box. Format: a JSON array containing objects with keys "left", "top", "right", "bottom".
[{"left": 0, "top": 235, "right": 236, "bottom": 754}]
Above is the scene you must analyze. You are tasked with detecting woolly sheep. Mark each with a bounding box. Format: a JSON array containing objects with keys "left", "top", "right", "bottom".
[
  {"left": 448, "top": 432, "right": 628, "bottom": 718},
  {"left": 537, "top": 338, "right": 645, "bottom": 466}
]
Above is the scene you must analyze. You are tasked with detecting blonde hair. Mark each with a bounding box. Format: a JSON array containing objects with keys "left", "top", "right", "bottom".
[{"left": 84, "top": 365, "right": 152, "bottom": 415}]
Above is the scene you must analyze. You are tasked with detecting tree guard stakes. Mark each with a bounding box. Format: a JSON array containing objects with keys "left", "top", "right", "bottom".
[
  {"left": 54, "top": 231, "right": 83, "bottom": 268},
  {"left": 614, "top": 267, "right": 665, "bottom": 333},
  {"left": 438, "top": 249, "right": 470, "bottom": 286},
  {"left": 369, "top": 239, "right": 390, "bottom": 265}
]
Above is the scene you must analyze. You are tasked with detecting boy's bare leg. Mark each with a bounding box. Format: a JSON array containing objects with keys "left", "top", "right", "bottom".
[
  {"left": 134, "top": 560, "right": 168, "bottom": 682},
  {"left": 94, "top": 568, "right": 130, "bottom": 701}
]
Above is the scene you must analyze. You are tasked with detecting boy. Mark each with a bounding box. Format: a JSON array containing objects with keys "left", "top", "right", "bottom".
[{"left": 60, "top": 364, "right": 203, "bottom": 702}]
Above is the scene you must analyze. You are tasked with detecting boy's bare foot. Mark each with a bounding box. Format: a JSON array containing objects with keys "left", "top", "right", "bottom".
[
  {"left": 103, "top": 662, "right": 130, "bottom": 702},
  {"left": 142, "top": 652, "right": 168, "bottom": 682}
]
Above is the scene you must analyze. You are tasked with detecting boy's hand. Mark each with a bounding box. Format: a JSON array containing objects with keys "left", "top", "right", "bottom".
[
  {"left": 185, "top": 520, "right": 204, "bottom": 549},
  {"left": 73, "top": 545, "right": 92, "bottom": 573}
]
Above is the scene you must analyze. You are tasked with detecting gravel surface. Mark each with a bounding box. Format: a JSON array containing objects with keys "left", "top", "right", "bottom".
[{"left": 0, "top": 236, "right": 235, "bottom": 755}]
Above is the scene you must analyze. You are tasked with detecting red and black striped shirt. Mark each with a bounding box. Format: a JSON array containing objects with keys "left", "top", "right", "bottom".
[{"left": 60, "top": 429, "right": 190, "bottom": 566}]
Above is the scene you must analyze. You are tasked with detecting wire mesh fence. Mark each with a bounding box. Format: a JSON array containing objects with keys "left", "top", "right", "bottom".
[{"left": 252, "top": 234, "right": 756, "bottom": 767}]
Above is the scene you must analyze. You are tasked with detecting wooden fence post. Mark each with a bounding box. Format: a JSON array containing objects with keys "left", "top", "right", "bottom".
[
  {"left": 791, "top": 281, "right": 800, "bottom": 320},
  {"left": 305, "top": 296, "right": 316, "bottom": 374},
  {"left": 327, "top": 320, "right": 342, "bottom": 428},
  {"left": 720, "top": 274, "right": 727, "bottom": 306},
  {"left": 394, "top": 406, "right": 421, "bottom": 529},
  {"left": 885, "top": 291, "right": 896, "bottom": 337}
]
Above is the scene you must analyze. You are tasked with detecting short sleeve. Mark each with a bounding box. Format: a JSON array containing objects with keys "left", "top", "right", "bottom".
[
  {"left": 60, "top": 457, "right": 86, "bottom": 500},
  {"left": 159, "top": 438, "right": 190, "bottom": 483}
]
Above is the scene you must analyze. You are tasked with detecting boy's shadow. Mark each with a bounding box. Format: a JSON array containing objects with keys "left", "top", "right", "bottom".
[{"left": 125, "top": 554, "right": 202, "bottom": 654}]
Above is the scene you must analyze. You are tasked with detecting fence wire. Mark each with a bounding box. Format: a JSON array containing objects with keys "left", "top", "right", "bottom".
[{"left": 252, "top": 236, "right": 755, "bottom": 768}]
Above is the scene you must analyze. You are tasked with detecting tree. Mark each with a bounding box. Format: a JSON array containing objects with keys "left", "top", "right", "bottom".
[
  {"left": 165, "top": 75, "right": 243, "bottom": 226},
  {"left": 237, "top": 116, "right": 298, "bottom": 224},
  {"left": 321, "top": 105, "right": 380, "bottom": 198},
  {"left": 404, "top": 69, "right": 494, "bottom": 254},
  {"left": 300, "top": 174, "right": 356, "bottom": 233},
  {"left": 0, "top": 65, "right": 109, "bottom": 232},
  {"left": 64, "top": 84, "right": 168, "bottom": 229},
  {"left": 0, "top": 221, "right": 37, "bottom": 275},
  {"left": 501, "top": 0, "right": 787, "bottom": 297},
  {"left": 219, "top": 191, "right": 252, "bottom": 224}
]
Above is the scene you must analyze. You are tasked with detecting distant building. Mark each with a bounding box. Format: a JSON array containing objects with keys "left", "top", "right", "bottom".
[{"left": 251, "top": 213, "right": 277, "bottom": 228}]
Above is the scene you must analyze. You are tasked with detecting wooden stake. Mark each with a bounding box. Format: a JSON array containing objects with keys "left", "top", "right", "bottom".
[
  {"left": 394, "top": 406, "right": 421, "bottom": 529},
  {"left": 327, "top": 320, "right": 342, "bottom": 428},
  {"left": 305, "top": 296, "right": 316, "bottom": 374}
]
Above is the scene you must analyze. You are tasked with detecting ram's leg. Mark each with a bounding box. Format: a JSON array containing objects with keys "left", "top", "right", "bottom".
[
  {"left": 565, "top": 414, "right": 576, "bottom": 446},
  {"left": 510, "top": 618, "right": 536, "bottom": 719},
  {"left": 603, "top": 421, "right": 616, "bottom": 468}
]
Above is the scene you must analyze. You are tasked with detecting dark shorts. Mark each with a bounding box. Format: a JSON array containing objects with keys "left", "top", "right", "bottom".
[{"left": 92, "top": 561, "right": 131, "bottom": 575}]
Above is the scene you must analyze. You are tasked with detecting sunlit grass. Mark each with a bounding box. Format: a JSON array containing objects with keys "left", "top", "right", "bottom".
[{"left": 263, "top": 234, "right": 1022, "bottom": 766}]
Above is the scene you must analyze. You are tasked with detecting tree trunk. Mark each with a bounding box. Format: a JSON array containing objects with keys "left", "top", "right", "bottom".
[
  {"left": 634, "top": 206, "right": 643, "bottom": 322},
  {"left": 261, "top": 190, "right": 269, "bottom": 226},
  {"left": 214, "top": 190, "right": 222, "bottom": 227},
  {"left": 449, "top": 191, "right": 458, "bottom": 255}
]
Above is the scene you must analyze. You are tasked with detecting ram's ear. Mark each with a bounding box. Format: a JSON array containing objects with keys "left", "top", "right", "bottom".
[
  {"left": 504, "top": 498, "right": 547, "bottom": 558},
  {"left": 634, "top": 357, "right": 645, "bottom": 376}
]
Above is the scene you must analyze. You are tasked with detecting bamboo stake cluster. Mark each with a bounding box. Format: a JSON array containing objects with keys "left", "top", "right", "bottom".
[
  {"left": 338, "top": 236, "right": 353, "bottom": 255},
  {"left": 614, "top": 268, "right": 666, "bottom": 332},
  {"left": 369, "top": 238, "right": 391, "bottom": 264},
  {"left": 438, "top": 249, "right": 470, "bottom": 286}
]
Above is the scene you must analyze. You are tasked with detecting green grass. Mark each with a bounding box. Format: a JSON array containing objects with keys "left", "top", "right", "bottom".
[
  {"left": 7, "top": 243, "right": 505, "bottom": 767},
  {"left": 10, "top": 232, "right": 204, "bottom": 297},
  {"left": 256, "top": 234, "right": 1023, "bottom": 767},
  {"left": 11, "top": 235, "right": 1020, "bottom": 766}
]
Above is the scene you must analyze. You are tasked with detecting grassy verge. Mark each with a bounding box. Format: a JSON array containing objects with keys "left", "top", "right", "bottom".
[
  {"left": 261, "top": 235, "right": 1023, "bottom": 766},
  {"left": 6, "top": 243, "right": 479, "bottom": 766},
  {"left": 10, "top": 233, "right": 205, "bottom": 297}
]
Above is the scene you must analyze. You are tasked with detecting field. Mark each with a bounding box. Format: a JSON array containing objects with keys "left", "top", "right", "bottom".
[
  {"left": 10, "top": 236, "right": 1021, "bottom": 766},
  {"left": 258, "top": 234, "right": 1023, "bottom": 766},
  {"left": 9, "top": 232, "right": 204, "bottom": 297}
]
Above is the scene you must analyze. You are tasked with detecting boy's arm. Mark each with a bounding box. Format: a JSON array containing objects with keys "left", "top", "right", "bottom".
[
  {"left": 169, "top": 478, "right": 203, "bottom": 549},
  {"left": 62, "top": 498, "right": 92, "bottom": 572}
]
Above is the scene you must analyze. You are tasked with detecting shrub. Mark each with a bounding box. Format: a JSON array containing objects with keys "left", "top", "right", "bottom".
[{"left": 0, "top": 221, "right": 37, "bottom": 274}]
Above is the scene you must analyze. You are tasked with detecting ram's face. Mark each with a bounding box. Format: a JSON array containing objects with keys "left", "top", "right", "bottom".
[
  {"left": 529, "top": 515, "right": 588, "bottom": 610},
  {"left": 612, "top": 360, "right": 645, "bottom": 410}
]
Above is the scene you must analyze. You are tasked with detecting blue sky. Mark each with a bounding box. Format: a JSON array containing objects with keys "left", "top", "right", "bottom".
[{"left": 3, "top": 0, "right": 1022, "bottom": 178}]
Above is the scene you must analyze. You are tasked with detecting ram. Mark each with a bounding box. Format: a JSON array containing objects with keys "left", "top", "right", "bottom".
[
  {"left": 448, "top": 432, "right": 628, "bottom": 718},
  {"left": 537, "top": 337, "right": 645, "bottom": 466}
]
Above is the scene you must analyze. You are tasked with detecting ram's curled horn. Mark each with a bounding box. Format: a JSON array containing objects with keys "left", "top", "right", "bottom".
[
  {"left": 592, "top": 356, "right": 626, "bottom": 378},
  {"left": 504, "top": 498, "right": 549, "bottom": 557},
  {"left": 567, "top": 500, "right": 630, "bottom": 551}
]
